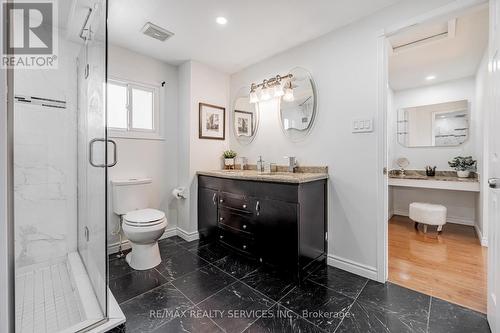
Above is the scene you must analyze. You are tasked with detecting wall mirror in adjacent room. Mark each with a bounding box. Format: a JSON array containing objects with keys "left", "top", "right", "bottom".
[
  {"left": 397, "top": 99, "right": 469, "bottom": 147},
  {"left": 279, "top": 67, "right": 317, "bottom": 142},
  {"left": 232, "top": 86, "right": 259, "bottom": 144}
]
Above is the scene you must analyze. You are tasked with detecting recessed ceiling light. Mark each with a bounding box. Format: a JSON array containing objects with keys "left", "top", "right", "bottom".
[
  {"left": 216, "top": 16, "right": 228, "bottom": 25},
  {"left": 426, "top": 75, "right": 436, "bottom": 81}
]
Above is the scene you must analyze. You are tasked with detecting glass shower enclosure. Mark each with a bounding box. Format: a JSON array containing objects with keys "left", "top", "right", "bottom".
[{"left": 11, "top": 0, "right": 113, "bottom": 331}]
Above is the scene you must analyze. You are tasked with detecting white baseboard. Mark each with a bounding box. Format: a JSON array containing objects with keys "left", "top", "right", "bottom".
[
  {"left": 474, "top": 224, "right": 488, "bottom": 247},
  {"left": 327, "top": 254, "right": 378, "bottom": 281},
  {"left": 108, "top": 227, "right": 178, "bottom": 255},
  {"left": 393, "top": 209, "right": 475, "bottom": 226},
  {"left": 176, "top": 227, "right": 199, "bottom": 242}
]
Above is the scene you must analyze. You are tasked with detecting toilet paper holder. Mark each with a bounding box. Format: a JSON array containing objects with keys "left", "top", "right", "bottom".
[{"left": 172, "top": 187, "right": 187, "bottom": 199}]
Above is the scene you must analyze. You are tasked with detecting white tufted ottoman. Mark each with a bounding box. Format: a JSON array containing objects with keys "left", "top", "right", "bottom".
[{"left": 409, "top": 202, "right": 447, "bottom": 233}]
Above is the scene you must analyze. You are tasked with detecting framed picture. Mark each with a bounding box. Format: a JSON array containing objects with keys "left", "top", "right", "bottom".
[
  {"left": 234, "top": 110, "right": 253, "bottom": 137},
  {"left": 199, "top": 103, "right": 226, "bottom": 140}
]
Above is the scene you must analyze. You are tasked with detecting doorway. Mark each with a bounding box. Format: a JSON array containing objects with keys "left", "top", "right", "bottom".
[{"left": 380, "top": 1, "right": 490, "bottom": 314}]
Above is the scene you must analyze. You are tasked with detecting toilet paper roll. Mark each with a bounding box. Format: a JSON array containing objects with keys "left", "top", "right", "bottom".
[{"left": 172, "top": 187, "right": 186, "bottom": 199}]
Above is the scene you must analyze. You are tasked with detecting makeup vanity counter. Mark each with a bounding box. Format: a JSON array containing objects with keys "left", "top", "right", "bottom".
[
  {"left": 388, "top": 170, "right": 480, "bottom": 192},
  {"left": 197, "top": 168, "right": 328, "bottom": 280}
]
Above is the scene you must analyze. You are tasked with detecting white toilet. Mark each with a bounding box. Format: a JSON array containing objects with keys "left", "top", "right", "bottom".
[{"left": 111, "top": 178, "right": 167, "bottom": 270}]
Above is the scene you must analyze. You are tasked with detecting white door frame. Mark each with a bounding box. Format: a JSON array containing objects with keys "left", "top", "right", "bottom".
[{"left": 376, "top": 0, "right": 489, "bottom": 283}]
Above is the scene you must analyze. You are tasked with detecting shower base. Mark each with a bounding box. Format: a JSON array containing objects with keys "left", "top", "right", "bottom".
[
  {"left": 15, "top": 257, "right": 83, "bottom": 333},
  {"left": 15, "top": 252, "right": 125, "bottom": 333}
]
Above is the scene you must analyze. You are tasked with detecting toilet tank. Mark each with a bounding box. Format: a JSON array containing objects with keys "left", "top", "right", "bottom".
[{"left": 111, "top": 178, "right": 152, "bottom": 215}]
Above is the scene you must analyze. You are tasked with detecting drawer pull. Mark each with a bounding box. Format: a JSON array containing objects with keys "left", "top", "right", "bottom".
[
  {"left": 242, "top": 204, "right": 247, "bottom": 209},
  {"left": 220, "top": 235, "right": 224, "bottom": 239},
  {"left": 242, "top": 245, "right": 247, "bottom": 250},
  {"left": 243, "top": 224, "right": 247, "bottom": 229},
  {"left": 212, "top": 193, "right": 217, "bottom": 205},
  {"left": 220, "top": 199, "right": 224, "bottom": 203},
  {"left": 220, "top": 217, "right": 224, "bottom": 221}
]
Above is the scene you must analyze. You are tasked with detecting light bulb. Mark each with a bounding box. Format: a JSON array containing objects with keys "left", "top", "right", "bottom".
[
  {"left": 283, "top": 82, "right": 294, "bottom": 102},
  {"left": 249, "top": 90, "right": 259, "bottom": 104},
  {"left": 260, "top": 87, "right": 271, "bottom": 101},
  {"left": 274, "top": 83, "right": 284, "bottom": 97}
]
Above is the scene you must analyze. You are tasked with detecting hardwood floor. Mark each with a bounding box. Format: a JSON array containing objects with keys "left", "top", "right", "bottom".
[{"left": 389, "top": 215, "right": 487, "bottom": 313}]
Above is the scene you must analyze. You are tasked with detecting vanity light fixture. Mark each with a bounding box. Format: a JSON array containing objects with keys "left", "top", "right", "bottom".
[
  {"left": 249, "top": 73, "right": 293, "bottom": 104},
  {"left": 249, "top": 84, "right": 259, "bottom": 104},
  {"left": 283, "top": 81, "right": 295, "bottom": 102},
  {"left": 260, "top": 80, "right": 271, "bottom": 101}
]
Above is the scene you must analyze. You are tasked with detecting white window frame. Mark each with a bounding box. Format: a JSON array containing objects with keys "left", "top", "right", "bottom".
[{"left": 107, "top": 77, "right": 163, "bottom": 140}]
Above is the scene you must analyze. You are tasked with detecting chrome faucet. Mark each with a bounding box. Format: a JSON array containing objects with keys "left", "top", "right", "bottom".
[
  {"left": 257, "top": 155, "right": 264, "bottom": 172},
  {"left": 284, "top": 156, "right": 297, "bottom": 173}
]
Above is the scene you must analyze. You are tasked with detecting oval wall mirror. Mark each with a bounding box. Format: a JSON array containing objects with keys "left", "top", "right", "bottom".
[
  {"left": 279, "top": 67, "right": 317, "bottom": 142},
  {"left": 232, "top": 86, "right": 259, "bottom": 145}
]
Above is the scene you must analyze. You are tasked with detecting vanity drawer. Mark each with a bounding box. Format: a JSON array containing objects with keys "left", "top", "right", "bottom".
[
  {"left": 219, "top": 208, "right": 255, "bottom": 235},
  {"left": 219, "top": 192, "right": 254, "bottom": 214},
  {"left": 218, "top": 227, "right": 256, "bottom": 255}
]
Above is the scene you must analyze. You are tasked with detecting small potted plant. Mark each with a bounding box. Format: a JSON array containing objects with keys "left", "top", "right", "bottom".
[
  {"left": 448, "top": 156, "right": 477, "bottom": 178},
  {"left": 223, "top": 150, "right": 237, "bottom": 170}
]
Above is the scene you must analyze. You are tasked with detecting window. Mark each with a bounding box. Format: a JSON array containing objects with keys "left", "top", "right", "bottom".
[{"left": 107, "top": 79, "right": 161, "bottom": 139}]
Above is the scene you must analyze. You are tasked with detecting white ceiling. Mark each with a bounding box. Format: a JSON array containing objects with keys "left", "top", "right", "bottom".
[
  {"left": 388, "top": 6, "right": 489, "bottom": 91},
  {"left": 107, "top": 0, "right": 401, "bottom": 74}
]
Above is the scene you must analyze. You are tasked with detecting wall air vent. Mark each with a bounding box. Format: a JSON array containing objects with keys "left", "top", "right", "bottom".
[
  {"left": 389, "top": 19, "right": 456, "bottom": 54},
  {"left": 141, "top": 22, "right": 174, "bottom": 42}
]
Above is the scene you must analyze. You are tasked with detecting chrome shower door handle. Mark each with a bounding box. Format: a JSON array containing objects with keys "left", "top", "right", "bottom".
[
  {"left": 89, "top": 138, "right": 118, "bottom": 168},
  {"left": 108, "top": 139, "right": 117, "bottom": 167}
]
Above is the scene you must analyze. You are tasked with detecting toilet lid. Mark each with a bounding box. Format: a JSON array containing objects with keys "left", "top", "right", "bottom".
[{"left": 124, "top": 209, "right": 166, "bottom": 226}]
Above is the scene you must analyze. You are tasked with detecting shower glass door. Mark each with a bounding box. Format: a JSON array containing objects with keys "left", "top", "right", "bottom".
[
  {"left": 76, "top": 0, "right": 109, "bottom": 329},
  {"left": 12, "top": 0, "right": 109, "bottom": 332}
]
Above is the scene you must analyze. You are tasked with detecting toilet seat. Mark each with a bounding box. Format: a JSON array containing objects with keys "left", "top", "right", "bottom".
[{"left": 124, "top": 208, "right": 166, "bottom": 227}]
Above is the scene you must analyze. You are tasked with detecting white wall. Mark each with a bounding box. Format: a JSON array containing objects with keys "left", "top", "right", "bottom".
[
  {"left": 390, "top": 77, "right": 478, "bottom": 170},
  {"left": 178, "top": 61, "right": 229, "bottom": 238},
  {"left": 229, "top": 0, "right": 455, "bottom": 280},
  {"left": 107, "top": 45, "right": 179, "bottom": 247}
]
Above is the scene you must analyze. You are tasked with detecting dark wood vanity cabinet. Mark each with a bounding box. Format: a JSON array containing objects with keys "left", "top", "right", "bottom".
[{"left": 198, "top": 175, "right": 327, "bottom": 279}]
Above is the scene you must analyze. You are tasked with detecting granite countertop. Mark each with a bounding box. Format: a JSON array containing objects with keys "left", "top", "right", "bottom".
[
  {"left": 389, "top": 170, "right": 479, "bottom": 183},
  {"left": 197, "top": 167, "right": 328, "bottom": 184}
]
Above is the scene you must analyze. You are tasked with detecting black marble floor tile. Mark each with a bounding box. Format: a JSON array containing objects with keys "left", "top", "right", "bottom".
[
  {"left": 158, "top": 237, "right": 179, "bottom": 249},
  {"left": 428, "top": 297, "right": 491, "bottom": 333},
  {"left": 244, "top": 304, "right": 325, "bottom": 333},
  {"left": 108, "top": 249, "right": 131, "bottom": 262},
  {"left": 120, "top": 283, "right": 193, "bottom": 333},
  {"left": 105, "top": 323, "right": 126, "bottom": 333},
  {"left": 336, "top": 299, "right": 427, "bottom": 333},
  {"left": 109, "top": 256, "right": 135, "bottom": 281},
  {"left": 180, "top": 237, "right": 215, "bottom": 251},
  {"left": 110, "top": 268, "right": 168, "bottom": 304},
  {"left": 356, "top": 281, "right": 430, "bottom": 327},
  {"left": 190, "top": 243, "right": 229, "bottom": 263},
  {"left": 280, "top": 280, "right": 354, "bottom": 332},
  {"left": 172, "top": 264, "right": 237, "bottom": 304},
  {"left": 213, "top": 253, "right": 261, "bottom": 279},
  {"left": 155, "top": 246, "right": 209, "bottom": 282},
  {"left": 197, "top": 281, "right": 275, "bottom": 333},
  {"left": 151, "top": 312, "right": 224, "bottom": 333},
  {"left": 307, "top": 266, "right": 368, "bottom": 298},
  {"left": 240, "top": 266, "right": 296, "bottom": 302}
]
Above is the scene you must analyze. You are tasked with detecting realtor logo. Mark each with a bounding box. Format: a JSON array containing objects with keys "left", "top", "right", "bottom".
[{"left": 2, "top": 0, "right": 58, "bottom": 68}]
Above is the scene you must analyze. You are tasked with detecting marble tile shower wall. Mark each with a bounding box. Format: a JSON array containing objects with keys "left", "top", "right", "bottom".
[{"left": 13, "top": 36, "right": 81, "bottom": 268}]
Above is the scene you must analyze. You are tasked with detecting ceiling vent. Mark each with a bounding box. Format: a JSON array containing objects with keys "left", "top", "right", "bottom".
[
  {"left": 141, "top": 22, "right": 174, "bottom": 42},
  {"left": 389, "top": 19, "right": 456, "bottom": 54}
]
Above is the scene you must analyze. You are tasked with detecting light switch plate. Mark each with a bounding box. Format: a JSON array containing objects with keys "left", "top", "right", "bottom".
[{"left": 352, "top": 118, "right": 374, "bottom": 133}]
